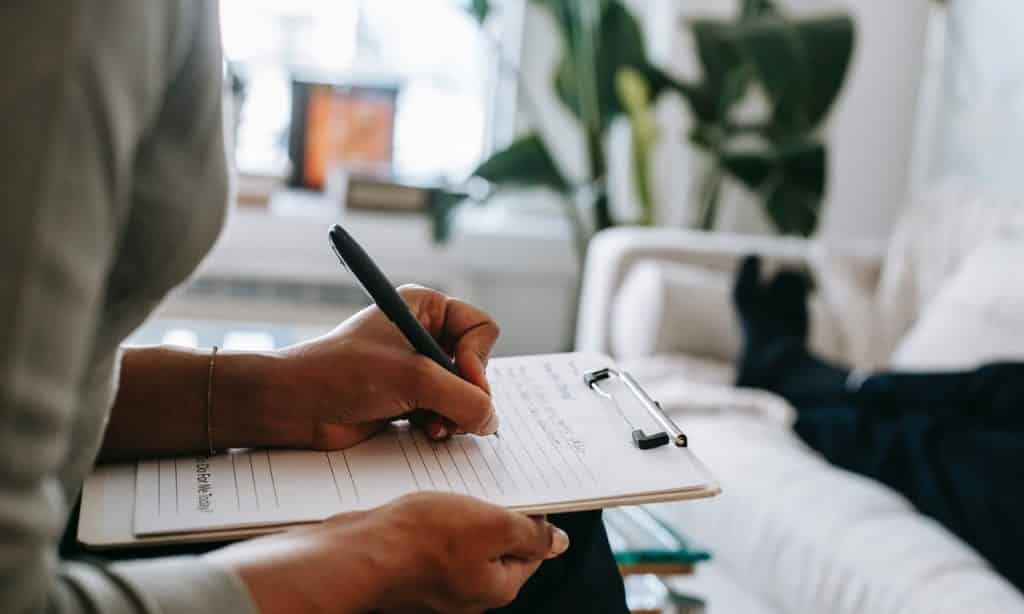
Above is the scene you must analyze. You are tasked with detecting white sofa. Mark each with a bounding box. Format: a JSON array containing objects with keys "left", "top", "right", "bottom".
[{"left": 576, "top": 185, "right": 1024, "bottom": 614}]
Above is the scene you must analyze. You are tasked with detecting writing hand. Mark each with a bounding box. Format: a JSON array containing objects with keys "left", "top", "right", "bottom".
[{"left": 242, "top": 285, "right": 500, "bottom": 450}]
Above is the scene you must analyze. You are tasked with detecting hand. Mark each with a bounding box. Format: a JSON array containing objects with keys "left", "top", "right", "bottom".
[
  {"left": 206, "top": 493, "right": 570, "bottom": 614},
  {"left": 250, "top": 285, "right": 501, "bottom": 450}
]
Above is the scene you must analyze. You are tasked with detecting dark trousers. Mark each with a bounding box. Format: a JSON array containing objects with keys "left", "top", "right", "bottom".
[
  {"left": 740, "top": 345, "right": 1024, "bottom": 591},
  {"left": 62, "top": 506, "right": 627, "bottom": 613},
  {"left": 493, "top": 511, "right": 628, "bottom": 614}
]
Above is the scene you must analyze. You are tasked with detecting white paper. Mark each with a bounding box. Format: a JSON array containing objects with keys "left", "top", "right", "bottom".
[{"left": 133, "top": 353, "right": 715, "bottom": 536}]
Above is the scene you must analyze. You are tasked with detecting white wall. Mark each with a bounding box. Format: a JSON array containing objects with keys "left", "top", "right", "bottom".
[
  {"left": 929, "top": 0, "right": 1024, "bottom": 196},
  {"left": 815, "top": 0, "right": 932, "bottom": 240}
]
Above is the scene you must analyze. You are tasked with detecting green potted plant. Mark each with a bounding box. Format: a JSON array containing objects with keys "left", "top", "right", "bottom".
[
  {"left": 438, "top": 0, "right": 854, "bottom": 246},
  {"left": 433, "top": 0, "right": 657, "bottom": 265},
  {"left": 626, "top": 0, "right": 856, "bottom": 236}
]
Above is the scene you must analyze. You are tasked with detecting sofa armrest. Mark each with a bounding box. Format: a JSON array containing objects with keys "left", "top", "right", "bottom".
[{"left": 575, "top": 226, "right": 811, "bottom": 356}]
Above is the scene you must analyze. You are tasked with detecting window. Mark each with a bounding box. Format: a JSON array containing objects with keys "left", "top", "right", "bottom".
[{"left": 220, "top": 0, "right": 522, "bottom": 183}]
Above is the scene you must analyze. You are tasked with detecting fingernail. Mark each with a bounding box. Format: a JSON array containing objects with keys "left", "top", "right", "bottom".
[
  {"left": 549, "top": 527, "right": 570, "bottom": 556},
  {"left": 429, "top": 422, "right": 448, "bottom": 440},
  {"left": 478, "top": 407, "right": 500, "bottom": 436}
]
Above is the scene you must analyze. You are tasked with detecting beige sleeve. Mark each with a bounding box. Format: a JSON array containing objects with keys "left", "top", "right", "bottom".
[{"left": 0, "top": 2, "right": 253, "bottom": 612}]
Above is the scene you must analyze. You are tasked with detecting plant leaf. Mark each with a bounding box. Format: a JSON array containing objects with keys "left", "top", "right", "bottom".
[
  {"left": 617, "top": 67, "right": 657, "bottom": 224},
  {"left": 795, "top": 16, "right": 855, "bottom": 128},
  {"left": 734, "top": 15, "right": 854, "bottom": 133},
  {"left": 593, "top": 189, "right": 613, "bottom": 230},
  {"left": 719, "top": 150, "right": 775, "bottom": 190},
  {"left": 641, "top": 64, "right": 710, "bottom": 121},
  {"left": 554, "top": 54, "right": 582, "bottom": 121},
  {"left": 550, "top": 2, "right": 649, "bottom": 130},
  {"left": 733, "top": 16, "right": 810, "bottom": 132},
  {"left": 779, "top": 140, "right": 826, "bottom": 195},
  {"left": 473, "top": 133, "right": 571, "bottom": 193},
  {"left": 466, "top": 0, "right": 491, "bottom": 24},
  {"left": 428, "top": 189, "right": 467, "bottom": 243},
  {"left": 763, "top": 181, "right": 822, "bottom": 236},
  {"left": 718, "top": 141, "right": 826, "bottom": 236},
  {"left": 534, "top": 0, "right": 588, "bottom": 126},
  {"left": 690, "top": 20, "right": 750, "bottom": 120},
  {"left": 593, "top": 2, "right": 648, "bottom": 125},
  {"left": 531, "top": 0, "right": 608, "bottom": 41},
  {"left": 740, "top": 0, "right": 780, "bottom": 20}
]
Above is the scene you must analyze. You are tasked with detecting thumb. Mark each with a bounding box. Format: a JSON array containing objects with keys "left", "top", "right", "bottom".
[
  {"left": 499, "top": 515, "right": 570, "bottom": 561},
  {"left": 493, "top": 557, "right": 544, "bottom": 606},
  {"left": 408, "top": 357, "right": 499, "bottom": 436}
]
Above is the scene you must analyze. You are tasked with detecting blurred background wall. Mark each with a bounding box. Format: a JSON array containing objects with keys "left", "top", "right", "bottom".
[{"left": 928, "top": 0, "right": 1024, "bottom": 196}]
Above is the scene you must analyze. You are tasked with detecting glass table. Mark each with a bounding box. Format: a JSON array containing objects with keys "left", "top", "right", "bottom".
[{"left": 605, "top": 506, "right": 711, "bottom": 614}]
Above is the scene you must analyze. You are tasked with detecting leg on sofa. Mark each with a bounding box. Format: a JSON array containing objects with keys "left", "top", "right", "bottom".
[{"left": 732, "top": 255, "right": 1024, "bottom": 591}]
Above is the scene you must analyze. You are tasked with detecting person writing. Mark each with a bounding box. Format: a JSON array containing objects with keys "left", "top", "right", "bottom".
[{"left": 1, "top": 2, "right": 627, "bottom": 613}]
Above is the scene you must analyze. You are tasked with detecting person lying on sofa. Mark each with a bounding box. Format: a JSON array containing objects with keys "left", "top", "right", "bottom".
[{"left": 732, "top": 255, "right": 1024, "bottom": 591}]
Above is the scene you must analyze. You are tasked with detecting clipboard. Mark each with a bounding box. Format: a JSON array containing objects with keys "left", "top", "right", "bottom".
[
  {"left": 584, "top": 368, "right": 688, "bottom": 450},
  {"left": 79, "top": 353, "right": 720, "bottom": 549}
]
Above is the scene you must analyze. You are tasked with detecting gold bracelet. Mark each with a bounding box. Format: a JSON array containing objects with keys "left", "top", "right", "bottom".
[{"left": 206, "top": 345, "right": 219, "bottom": 456}]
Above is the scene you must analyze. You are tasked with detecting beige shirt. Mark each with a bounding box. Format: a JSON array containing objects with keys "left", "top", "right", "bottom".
[{"left": 1, "top": 1, "right": 255, "bottom": 612}]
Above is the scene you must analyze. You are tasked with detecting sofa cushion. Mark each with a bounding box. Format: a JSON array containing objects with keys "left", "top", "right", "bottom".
[
  {"left": 891, "top": 234, "right": 1024, "bottom": 370},
  {"left": 626, "top": 356, "right": 1024, "bottom": 614},
  {"left": 610, "top": 260, "right": 844, "bottom": 365},
  {"left": 877, "top": 182, "right": 1024, "bottom": 360},
  {"left": 807, "top": 240, "right": 887, "bottom": 369},
  {"left": 611, "top": 261, "right": 740, "bottom": 362}
]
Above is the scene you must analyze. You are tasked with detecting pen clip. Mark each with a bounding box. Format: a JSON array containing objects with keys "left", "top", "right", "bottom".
[
  {"left": 328, "top": 235, "right": 351, "bottom": 273},
  {"left": 584, "top": 368, "right": 688, "bottom": 449}
]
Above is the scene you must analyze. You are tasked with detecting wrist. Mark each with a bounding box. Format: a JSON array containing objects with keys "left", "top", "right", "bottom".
[
  {"left": 211, "top": 351, "right": 306, "bottom": 449},
  {"left": 342, "top": 520, "right": 412, "bottom": 612},
  {"left": 205, "top": 529, "right": 382, "bottom": 614},
  {"left": 239, "top": 557, "right": 380, "bottom": 614}
]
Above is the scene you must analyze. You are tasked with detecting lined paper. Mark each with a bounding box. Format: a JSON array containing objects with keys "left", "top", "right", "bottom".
[{"left": 133, "top": 353, "right": 714, "bottom": 536}]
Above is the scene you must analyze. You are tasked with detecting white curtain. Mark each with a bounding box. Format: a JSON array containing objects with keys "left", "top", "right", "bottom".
[{"left": 930, "top": 0, "right": 1024, "bottom": 197}]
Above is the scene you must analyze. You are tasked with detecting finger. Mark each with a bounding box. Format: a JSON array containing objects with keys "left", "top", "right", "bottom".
[
  {"left": 408, "top": 357, "right": 497, "bottom": 435},
  {"left": 424, "top": 415, "right": 457, "bottom": 440},
  {"left": 410, "top": 410, "right": 457, "bottom": 441},
  {"left": 396, "top": 285, "right": 499, "bottom": 393},
  {"left": 442, "top": 298, "right": 500, "bottom": 394},
  {"left": 495, "top": 513, "right": 569, "bottom": 561},
  {"left": 397, "top": 284, "right": 449, "bottom": 339},
  {"left": 311, "top": 419, "right": 387, "bottom": 451}
]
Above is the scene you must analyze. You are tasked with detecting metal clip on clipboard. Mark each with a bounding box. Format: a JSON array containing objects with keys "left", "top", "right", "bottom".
[{"left": 583, "top": 368, "right": 688, "bottom": 450}]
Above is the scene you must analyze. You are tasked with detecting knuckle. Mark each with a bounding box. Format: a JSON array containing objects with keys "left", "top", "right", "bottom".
[
  {"left": 409, "top": 355, "right": 438, "bottom": 389},
  {"left": 393, "top": 491, "right": 427, "bottom": 508}
]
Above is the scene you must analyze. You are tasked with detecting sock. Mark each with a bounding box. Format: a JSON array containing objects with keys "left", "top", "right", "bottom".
[{"left": 733, "top": 255, "right": 813, "bottom": 389}]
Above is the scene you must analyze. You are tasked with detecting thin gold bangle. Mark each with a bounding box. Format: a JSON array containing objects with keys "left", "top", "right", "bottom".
[{"left": 207, "top": 346, "right": 219, "bottom": 456}]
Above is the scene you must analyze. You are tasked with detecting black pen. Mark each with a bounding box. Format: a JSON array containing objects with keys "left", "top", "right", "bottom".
[{"left": 328, "top": 224, "right": 498, "bottom": 438}]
